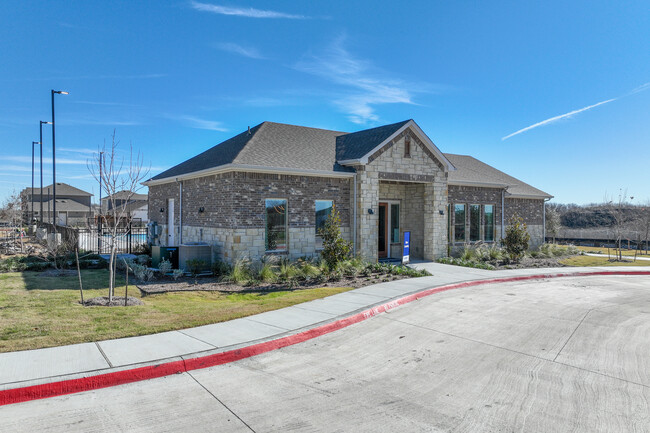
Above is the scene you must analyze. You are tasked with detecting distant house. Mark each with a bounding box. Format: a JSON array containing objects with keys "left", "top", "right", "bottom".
[
  {"left": 21, "top": 183, "right": 93, "bottom": 226},
  {"left": 101, "top": 190, "right": 148, "bottom": 224},
  {"left": 145, "top": 120, "right": 552, "bottom": 263}
]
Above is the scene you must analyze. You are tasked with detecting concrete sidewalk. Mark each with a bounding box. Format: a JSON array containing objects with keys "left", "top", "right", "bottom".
[{"left": 1, "top": 263, "right": 648, "bottom": 395}]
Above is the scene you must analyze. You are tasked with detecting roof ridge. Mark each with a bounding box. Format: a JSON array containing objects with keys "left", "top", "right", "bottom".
[
  {"left": 232, "top": 121, "right": 266, "bottom": 164},
  {"left": 259, "top": 120, "right": 348, "bottom": 135}
]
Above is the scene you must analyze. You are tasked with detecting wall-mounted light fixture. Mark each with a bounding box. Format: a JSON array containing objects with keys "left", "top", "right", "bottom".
[
  {"left": 198, "top": 207, "right": 205, "bottom": 213},
  {"left": 159, "top": 207, "right": 165, "bottom": 213},
  {"left": 367, "top": 208, "right": 374, "bottom": 215},
  {"left": 439, "top": 209, "right": 444, "bottom": 215}
]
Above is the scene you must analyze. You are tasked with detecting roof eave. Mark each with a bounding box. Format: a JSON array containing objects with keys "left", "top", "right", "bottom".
[{"left": 143, "top": 163, "right": 355, "bottom": 186}]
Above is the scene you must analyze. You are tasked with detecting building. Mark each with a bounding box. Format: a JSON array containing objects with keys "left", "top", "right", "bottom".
[
  {"left": 101, "top": 190, "right": 148, "bottom": 225},
  {"left": 21, "top": 183, "right": 93, "bottom": 227},
  {"left": 145, "top": 120, "right": 551, "bottom": 263}
]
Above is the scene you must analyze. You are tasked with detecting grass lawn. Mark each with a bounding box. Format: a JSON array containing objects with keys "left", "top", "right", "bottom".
[
  {"left": 0, "top": 269, "right": 354, "bottom": 353},
  {"left": 561, "top": 255, "right": 650, "bottom": 267},
  {"left": 575, "top": 245, "right": 650, "bottom": 257}
]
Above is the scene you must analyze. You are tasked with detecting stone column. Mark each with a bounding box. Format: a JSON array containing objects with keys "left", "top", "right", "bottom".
[{"left": 356, "top": 169, "right": 379, "bottom": 261}]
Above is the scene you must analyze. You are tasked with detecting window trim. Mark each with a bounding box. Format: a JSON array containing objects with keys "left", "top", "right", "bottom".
[{"left": 264, "top": 198, "right": 288, "bottom": 253}]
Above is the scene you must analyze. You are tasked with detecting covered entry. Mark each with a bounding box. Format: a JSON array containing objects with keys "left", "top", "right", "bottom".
[{"left": 377, "top": 201, "right": 401, "bottom": 259}]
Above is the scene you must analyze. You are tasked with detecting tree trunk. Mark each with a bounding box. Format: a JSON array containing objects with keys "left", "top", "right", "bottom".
[{"left": 108, "top": 244, "right": 116, "bottom": 302}]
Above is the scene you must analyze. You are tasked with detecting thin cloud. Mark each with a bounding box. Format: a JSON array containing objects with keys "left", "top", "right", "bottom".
[
  {"left": 295, "top": 37, "right": 422, "bottom": 124},
  {"left": 58, "top": 147, "right": 98, "bottom": 155},
  {"left": 503, "top": 81, "right": 650, "bottom": 140},
  {"left": 215, "top": 42, "right": 265, "bottom": 59},
  {"left": 191, "top": 2, "right": 308, "bottom": 19},
  {"left": 174, "top": 115, "right": 228, "bottom": 131}
]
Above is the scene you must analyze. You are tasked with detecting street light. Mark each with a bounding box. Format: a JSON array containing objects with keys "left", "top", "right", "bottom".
[
  {"left": 39, "top": 121, "right": 52, "bottom": 223},
  {"left": 51, "top": 90, "right": 68, "bottom": 226},
  {"left": 31, "top": 141, "right": 38, "bottom": 223}
]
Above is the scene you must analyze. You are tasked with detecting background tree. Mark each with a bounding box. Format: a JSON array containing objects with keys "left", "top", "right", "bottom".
[{"left": 88, "top": 131, "right": 147, "bottom": 302}]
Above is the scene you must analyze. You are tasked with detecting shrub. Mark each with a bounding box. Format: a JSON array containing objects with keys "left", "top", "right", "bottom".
[
  {"left": 319, "top": 204, "right": 352, "bottom": 269},
  {"left": 172, "top": 269, "right": 184, "bottom": 280},
  {"left": 136, "top": 254, "right": 150, "bottom": 266},
  {"left": 437, "top": 257, "right": 495, "bottom": 270},
  {"left": 211, "top": 260, "right": 232, "bottom": 277},
  {"left": 186, "top": 259, "right": 208, "bottom": 277},
  {"left": 277, "top": 257, "right": 298, "bottom": 281},
  {"left": 501, "top": 214, "right": 530, "bottom": 262},
  {"left": 158, "top": 259, "right": 172, "bottom": 276},
  {"left": 257, "top": 261, "right": 278, "bottom": 283},
  {"left": 297, "top": 260, "right": 320, "bottom": 280}
]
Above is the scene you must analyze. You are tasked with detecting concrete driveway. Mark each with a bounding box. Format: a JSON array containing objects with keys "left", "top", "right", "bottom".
[{"left": 2, "top": 274, "right": 649, "bottom": 432}]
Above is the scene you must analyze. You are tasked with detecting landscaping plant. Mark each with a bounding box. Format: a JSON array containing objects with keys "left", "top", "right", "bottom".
[
  {"left": 501, "top": 213, "right": 530, "bottom": 262},
  {"left": 318, "top": 204, "right": 352, "bottom": 269}
]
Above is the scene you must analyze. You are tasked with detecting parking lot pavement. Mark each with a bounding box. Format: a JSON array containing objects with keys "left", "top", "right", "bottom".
[{"left": 3, "top": 275, "right": 648, "bottom": 432}]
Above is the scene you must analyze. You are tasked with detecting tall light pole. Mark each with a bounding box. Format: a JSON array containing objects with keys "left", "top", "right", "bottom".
[
  {"left": 31, "top": 141, "right": 38, "bottom": 223},
  {"left": 39, "top": 121, "right": 52, "bottom": 223},
  {"left": 98, "top": 151, "right": 104, "bottom": 253},
  {"left": 51, "top": 89, "right": 68, "bottom": 226}
]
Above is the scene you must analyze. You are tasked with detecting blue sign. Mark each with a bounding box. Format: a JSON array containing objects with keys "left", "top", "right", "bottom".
[{"left": 402, "top": 231, "right": 410, "bottom": 264}]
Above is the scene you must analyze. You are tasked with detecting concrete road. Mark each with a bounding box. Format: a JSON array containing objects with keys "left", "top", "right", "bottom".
[{"left": 2, "top": 275, "right": 649, "bottom": 432}]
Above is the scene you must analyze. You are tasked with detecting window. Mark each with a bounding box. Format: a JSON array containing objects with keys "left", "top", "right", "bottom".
[
  {"left": 390, "top": 203, "right": 400, "bottom": 243},
  {"left": 265, "top": 199, "right": 287, "bottom": 251},
  {"left": 454, "top": 204, "right": 466, "bottom": 242},
  {"left": 470, "top": 204, "right": 480, "bottom": 242},
  {"left": 484, "top": 205, "right": 495, "bottom": 242},
  {"left": 404, "top": 136, "right": 411, "bottom": 157},
  {"left": 315, "top": 200, "right": 333, "bottom": 249}
]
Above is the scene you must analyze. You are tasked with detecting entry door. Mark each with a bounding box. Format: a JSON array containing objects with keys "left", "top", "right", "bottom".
[
  {"left": 167, "top": 199, "right": 175, "bottom": 245},
  {"left": 378, "top": 202, "right": 388, "bottom": 258}
]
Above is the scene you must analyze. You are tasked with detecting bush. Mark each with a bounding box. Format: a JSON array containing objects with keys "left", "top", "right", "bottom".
[
  {"left": 186, "top": 259, "right": 208, "bottom": 277},
  {"left": 172, "top": 269, "right": 184, "bottom": 280},
  {"left": 501, "top": 214, "right": 530, "bottom": 262},
  {"left": 158, "top": 259, "right": 172, "bottom": 276},
  {"left": 136, "top": 254, "right": 151, "bottom": 266},
  {"left": 438, "top": 257, "right": 495, "bottom": 270},
  {"left": 319, "top": 204, "right": 352, "bottom": 269},
  {"left": 227, "top": 259, "right": 251, "bottom": 284},
  {"left": 211, "top": 260, "right": 232, "bottom": 277},
  {"left": 277, "top": 257, "right": 298, "bottom": 282}
]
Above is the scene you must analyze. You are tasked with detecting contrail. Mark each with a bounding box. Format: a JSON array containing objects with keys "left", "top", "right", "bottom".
[{"left": 502, "top": 98, "right": 615, "bottom": 140}]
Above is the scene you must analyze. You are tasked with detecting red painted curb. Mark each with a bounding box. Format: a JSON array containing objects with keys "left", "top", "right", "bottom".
[{"left": 2, "top": 270, "right": 649, "bottom": 406}]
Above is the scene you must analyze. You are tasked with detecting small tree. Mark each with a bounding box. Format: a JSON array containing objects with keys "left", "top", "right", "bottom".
[
  {"left": 501, "top": 213, "right": 530, "bottom": 262},
  {"left": 88, "top": 130, "right": 148, "bottom": 302},
  {"left": 318, "top": 204, "right": 352, "bottom": 269}
]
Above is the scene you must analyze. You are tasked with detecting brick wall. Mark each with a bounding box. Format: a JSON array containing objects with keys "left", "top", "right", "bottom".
[{"left": 149, "top": 171, "right": 351, "bottom": 230}]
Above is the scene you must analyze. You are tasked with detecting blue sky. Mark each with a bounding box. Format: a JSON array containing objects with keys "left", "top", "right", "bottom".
[{"left": 1, "top": 1, "right": 648, "bottom": 205}]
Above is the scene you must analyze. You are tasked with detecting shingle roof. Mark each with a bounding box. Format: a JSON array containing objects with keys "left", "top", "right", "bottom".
[
  {"left": 26, "top": 199, "right": 91, "bottom": 212},
  {"left": 103, "top": 190, "right": 147, "bottom": 201},
  {"left": 336, "top": 120, "right": 411, "bottom": 161},
  {"left": 445, "top": 154, "right": 552, "bottom": 199},
  {"left": 149, "top": 121, "right": 413, "bottom": 181},
  {"left": 23, "top": 183, "right": 92, "bottom": 197}
]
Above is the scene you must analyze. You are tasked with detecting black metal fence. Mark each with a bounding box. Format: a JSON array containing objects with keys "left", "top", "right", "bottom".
[{"left": 77, "top": 226, "right": 148, "bottom": 254}]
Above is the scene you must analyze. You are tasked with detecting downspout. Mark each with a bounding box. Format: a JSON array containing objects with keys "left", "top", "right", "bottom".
[
  {"left": 352, "top": 172, "right": 357, "bottom": 256},
  {"left": 176, "top": 178, "right": 183, "bottom": 245},
  {"left": 501, "top": 188, "right": 506, "bottom": 239},
  {"left": 543, "top": 197, "right": 551, "bottom": 243}
]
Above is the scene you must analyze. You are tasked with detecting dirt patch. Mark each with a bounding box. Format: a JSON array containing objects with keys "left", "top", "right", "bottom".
[
  {"left": 137, "top": 273, "right": 414, "bottom": 295},
  {"left": 83, "top": 296, "right": 144, "bottom": 307},
  {"left": 39, "top": 269, "right": 77, "bottom": 277}
]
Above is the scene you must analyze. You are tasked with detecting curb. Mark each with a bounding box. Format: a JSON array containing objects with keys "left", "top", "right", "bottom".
[{"left": 2, "top": 270, "right": 649, "bottom": 406}]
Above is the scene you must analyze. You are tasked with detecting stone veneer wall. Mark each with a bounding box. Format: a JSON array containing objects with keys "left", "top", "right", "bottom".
[
  {"left": 354, "top": 127, "right": 448, "bottom": 262},
  {"left": 149, "top": 172, "right": 351, "bottom": 262}
]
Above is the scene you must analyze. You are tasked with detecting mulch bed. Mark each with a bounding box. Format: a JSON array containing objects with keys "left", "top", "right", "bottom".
[
  {"left": 136, "top": 273, "right": 414, "bottom": 295},
  {"left": 83, "top": 296, "right": 144, "bottom": 307},
  {"left": 488, "top": 256, "right": 568, "bottom": 270}
]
